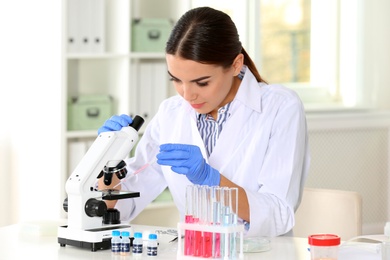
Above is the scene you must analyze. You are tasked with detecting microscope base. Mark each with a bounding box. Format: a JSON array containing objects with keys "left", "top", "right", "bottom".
[{"left": 57, "top": 224, "right": 132, "bottom": 252}]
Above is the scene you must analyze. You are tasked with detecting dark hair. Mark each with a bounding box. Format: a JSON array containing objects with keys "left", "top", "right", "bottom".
[{"left": 166, "top": 7, "right": 266, "bottom": 83}]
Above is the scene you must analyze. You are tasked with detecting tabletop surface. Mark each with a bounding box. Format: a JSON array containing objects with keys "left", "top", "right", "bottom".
[{"left": 0, "top": 220, "right": 384, "bottom": 260}]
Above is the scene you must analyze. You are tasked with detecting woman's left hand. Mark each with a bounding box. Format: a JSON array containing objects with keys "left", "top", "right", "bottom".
[{"left": 157, "top": 143, "right": 220, "bottom": 186}]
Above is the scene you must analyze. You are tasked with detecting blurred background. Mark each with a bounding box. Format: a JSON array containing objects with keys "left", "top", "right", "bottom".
[{"left": 0, "top": 0, "right": 389, "bottom": 236}]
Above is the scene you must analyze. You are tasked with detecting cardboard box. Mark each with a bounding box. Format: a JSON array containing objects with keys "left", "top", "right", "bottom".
[
  {"left": 67, "top": 95, "right": 113, "bottom": 131},
  {"left": 131, "top": 18, "right": 173, "bottom": 52}
]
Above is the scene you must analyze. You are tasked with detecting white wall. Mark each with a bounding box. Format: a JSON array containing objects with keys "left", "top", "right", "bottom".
[
  {"left": 361, "top": 0, "right": 390, "bottom": 109},
  {"left": 0, "top": 1, "right": 62, "bottom": 226}
]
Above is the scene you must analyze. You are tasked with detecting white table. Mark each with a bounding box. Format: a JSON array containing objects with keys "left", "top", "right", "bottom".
[{"left": 0, "top": 221, "right": 383, "bottom": 260}]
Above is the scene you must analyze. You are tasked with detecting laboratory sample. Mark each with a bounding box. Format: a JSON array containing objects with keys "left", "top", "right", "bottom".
[
  {"left": 229, "top": 188, "right": 238, "bottom": 258},
  {"left": 192, "top": 185, "right": 202, "bottom": 257},
  {"left": 147, "top": 233, "right": 158, "bottom": 257},
  {"left": 200, "top": 185, "right": 212, "bottom": 258},
  {"left": 133, "top": 232, "right": 143, "bottom": 255},
  {"left": 211, "top": 186, "right": 222, "bottom": 258},
  {"left": 308, "top": 234, "right": 340, "bottom": 260},
  {"left": 111, "top": 230, "right": 121, "bottom": 255},
  {"left": 120, "top": 231, "right": 131, "bottom": 256},
  {"left": 184, "top": 185, "right": 194, "bottom": 255},
  {"left": 220, "top": 187, "right": 231, "bottom": 258}
]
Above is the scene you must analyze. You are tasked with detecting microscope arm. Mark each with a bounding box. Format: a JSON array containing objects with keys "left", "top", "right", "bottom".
[{"left": 65, "top": 116, "right": 144, "bottom": 230}]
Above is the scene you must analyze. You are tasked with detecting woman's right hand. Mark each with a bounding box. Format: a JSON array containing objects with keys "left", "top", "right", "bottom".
[{"left": 97, "top": 114, "right": 133, "bottom": 134}]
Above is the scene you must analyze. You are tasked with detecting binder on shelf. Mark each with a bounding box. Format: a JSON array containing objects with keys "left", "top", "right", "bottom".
[
  {"left": 138, "top": 62, "right": 153, "bottom": 123},
  {"left": 66, "top": 0, "right": 81, "bottom": 52},
  {"left": 151, "top": 61, "right": 168, "bottom": 112},
  {"left": 78, "top": 0, "right": 91, "bottom": 53},
  {"left": 68, "top": 141, "right": 88, "bottom": 173},
  {"left": 136, "top": 61, "right": 168, "bottom": 125},
  {"left": 66, "top": 0, "right": 105, "bottom": 53},
  {"left": 89, "top": 0, "right": 105, "bottom": 53}
]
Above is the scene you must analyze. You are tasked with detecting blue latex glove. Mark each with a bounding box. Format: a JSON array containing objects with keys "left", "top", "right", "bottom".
[
  {"left": 157, "top": 143, "right": 220, "bottom": 186},
  {"left": 97, "top": 114, "right": 133, "bottom": 134}
]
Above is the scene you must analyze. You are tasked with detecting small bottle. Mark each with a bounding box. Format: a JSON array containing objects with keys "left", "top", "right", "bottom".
[
  {"left": 382, "top": 222, "right": 390, "bottom": 260},
  {"left": 132, "top": 232, "right": 143, "bottom": 256},
  {"left": 120, "top": 231, "right": 131, "bottom": 256},
  {"left": 147, "top": 234, "right": 158, "bottom": 257},
  {"left": 111, "top": 230, "right": 121, "bottom": 255}
]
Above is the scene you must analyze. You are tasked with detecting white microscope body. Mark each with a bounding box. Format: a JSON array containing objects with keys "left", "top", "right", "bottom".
[{"left": 58, "top": 115, "right": 144, "bottom": 251}]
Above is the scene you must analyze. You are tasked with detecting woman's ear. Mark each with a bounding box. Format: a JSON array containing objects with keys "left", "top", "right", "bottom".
[{"left": 232, "top": 53, "right": 244, "bottom": 76}]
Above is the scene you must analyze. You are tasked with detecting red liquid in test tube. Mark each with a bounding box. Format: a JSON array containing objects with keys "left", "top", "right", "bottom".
[
  {"left": 192, "top": 185, "right": 202, "bottom": 257},
  {"left": 184, "top": 214, "right": 194, "bottom": 255},
  {"left": 193, "top": 217, "right": 202, "bottom": 256},
  {"left": 201, "top": 186, "right": 212, "bottom": 258},
  {"left": 203, "top": 230, "right": 213, "bottom": 257},
  {"left": 184, "top": 185, "right": 194, "bottom": 256}
]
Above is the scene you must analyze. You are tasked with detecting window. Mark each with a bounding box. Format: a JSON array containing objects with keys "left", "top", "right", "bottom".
[{"left": 191, "top": 0, "right": 368, "bottom": 110}]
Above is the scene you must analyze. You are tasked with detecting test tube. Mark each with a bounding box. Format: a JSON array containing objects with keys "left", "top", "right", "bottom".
[
  {"left": 221, "top": 187, "right": 231, "bottom": 258},
  {"left": 211, "top": 186, "right": 222, "bottom": 258},
  {"left": 192, "top": 185, "right": 202, "bottom": 257},
  {"left": 229, "top": 188, "right": 238, "bottom": 258},
  {"left": 184, "top": 185, "right": 194, "bottom": 256},
  {"left": 201, "top": 185, "right": 212, "bottom": 257}
]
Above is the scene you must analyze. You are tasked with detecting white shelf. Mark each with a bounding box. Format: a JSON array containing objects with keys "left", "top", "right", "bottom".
[
  {"left": 66, "top": 130, "right": 97, "bottom": 139},
  {"left": 60, "top": 0, "right": 190, "bottom": 222},
  {"left": 66, "top": 52, "right": 130, "bottom": 59},
  {"left": 130, "top": 52, "right": 166, "bottom": 59},
  {"left": 66, "top": 52, "right": 165, "bottom": 60}
]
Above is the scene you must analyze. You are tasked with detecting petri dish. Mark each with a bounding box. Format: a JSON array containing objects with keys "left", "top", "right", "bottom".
[{"left": 240, "top": 237, "right": 271, "bottom": 253}]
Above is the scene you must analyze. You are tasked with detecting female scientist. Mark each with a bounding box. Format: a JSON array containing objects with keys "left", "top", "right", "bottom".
[{"left": 98, "top": 6, "right": 310, "bottom": 237}]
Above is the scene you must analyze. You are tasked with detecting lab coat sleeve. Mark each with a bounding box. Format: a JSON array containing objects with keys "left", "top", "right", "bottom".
[
  {"left": 245, "top": 96, "right": 310, "bottom": 237},
  {"left": 114, "top": 115, "right": 168, "bottom": 222}
]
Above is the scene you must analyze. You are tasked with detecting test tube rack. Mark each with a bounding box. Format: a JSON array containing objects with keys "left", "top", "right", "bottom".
[{"left": 176, "top": 222, "right": 245, "bottom": 259}]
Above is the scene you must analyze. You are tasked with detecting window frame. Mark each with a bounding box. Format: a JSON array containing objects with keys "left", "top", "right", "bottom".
[{"left": 191, "top": 0, "right": 375, "bottom": 111}]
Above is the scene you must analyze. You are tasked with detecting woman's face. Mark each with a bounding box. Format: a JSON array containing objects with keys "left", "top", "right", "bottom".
[{"left": 166, "top": 54, "right": 243, "bottom": 118}]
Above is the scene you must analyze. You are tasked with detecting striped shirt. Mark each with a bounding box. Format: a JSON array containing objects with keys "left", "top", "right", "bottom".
[
  {"left": 197, "top": 102, "right": 232, "bottom": 156},
  {"left": 197, "top": 66, "right": 247, "bottom": 156}
]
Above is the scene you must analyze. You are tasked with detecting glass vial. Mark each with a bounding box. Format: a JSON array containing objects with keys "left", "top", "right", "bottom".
[
  {"left": 147, "top": 234, "right": 158, "bottom": 257},
  {"left": 211, "top": 186, "right": 222, "bottom": 258},
  {"left": 184, "top": 185, "right": 194, "bottom": 256},
  {"left": 132, "top": 232, "right": 143, "bottom": 255},
  {"left": 111, "top": 230, "right": 121, "bottom": 255},
  {"left": 120, "top": 231, "right": 131, "bottom": 256},
  {"left": 201, "top": 185, "right": 212, "bottom": 258}
]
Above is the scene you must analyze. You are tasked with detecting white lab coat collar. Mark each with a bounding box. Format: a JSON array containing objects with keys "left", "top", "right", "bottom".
[{"left": 233, "top": 67, "right": 263, "bottom": 114}]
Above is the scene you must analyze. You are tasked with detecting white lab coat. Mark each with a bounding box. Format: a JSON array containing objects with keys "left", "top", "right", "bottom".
[{"left": 116, "top": 68, "right": 310, "bottom": 237}]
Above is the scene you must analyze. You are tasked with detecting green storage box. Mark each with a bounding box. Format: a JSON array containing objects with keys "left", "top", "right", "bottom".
[
  {"left": 67, "top": 95, "right": 113, "bottom": 131},
  {"left": 131, "top": 18, "right": 173, "bottom": 52}
]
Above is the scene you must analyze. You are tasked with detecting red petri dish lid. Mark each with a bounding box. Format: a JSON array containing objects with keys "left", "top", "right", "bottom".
[{"left": 308, "top": 234, "right": 341, "bottom": 246}]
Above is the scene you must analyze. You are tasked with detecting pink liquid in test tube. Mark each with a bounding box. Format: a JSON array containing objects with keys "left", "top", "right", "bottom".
[
  {"left": 192, "top": 185, "right": 202, "bottom": 257},
  {"left": 193, "top": 216, "right": 202, "bottom": 256},
  {"left": 184, "top": 185, "right": 194, "bottom": 256},
  {"left": 201, "top": 186, "right": 212, "bottom": 258}
]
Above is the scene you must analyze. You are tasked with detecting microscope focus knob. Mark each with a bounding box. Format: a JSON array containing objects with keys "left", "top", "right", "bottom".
[
  {"left": 103, "top": 208, "right": 121, "bottom": 224},
  {"left": 85, "top": 198, "right": 107, "bottom": 217}
]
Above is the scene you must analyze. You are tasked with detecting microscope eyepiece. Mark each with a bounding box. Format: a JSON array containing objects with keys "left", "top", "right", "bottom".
[{"left": 129, "top": 115, "right": 144, "bottom": 131}]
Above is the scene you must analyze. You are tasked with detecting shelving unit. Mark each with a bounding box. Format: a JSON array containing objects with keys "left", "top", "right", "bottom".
[{"left": 60, "top": 0, "right": 189, "bottom": 211}]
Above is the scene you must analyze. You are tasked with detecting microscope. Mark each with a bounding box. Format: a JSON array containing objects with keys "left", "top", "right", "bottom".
[{"left": 58, "top": 115, "right": 144, "bottom": 251}]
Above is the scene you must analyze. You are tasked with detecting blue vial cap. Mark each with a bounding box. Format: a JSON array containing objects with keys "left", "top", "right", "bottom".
[
  {"left": 149, "top": 234, "right": 157, "bottom": 240},
  {"left": 121, "top": 231, "right": 130, "bottom": 237},
  {"left": 112, "top": 230, "right": 120, "bottom": 236},
  {"left": 134, "top": 232, "right": 142, "bottom": 238}
]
